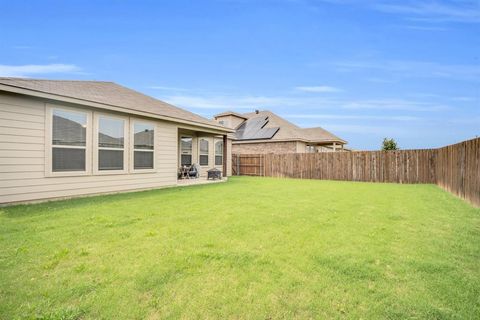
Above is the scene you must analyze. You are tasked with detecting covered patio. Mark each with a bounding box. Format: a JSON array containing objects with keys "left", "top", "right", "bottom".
[{"left": 177, "top": 126, "right": 231, "bottom": 181}]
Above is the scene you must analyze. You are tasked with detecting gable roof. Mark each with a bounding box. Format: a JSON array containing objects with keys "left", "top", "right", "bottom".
[
  {"left": 233, "top": 110, "right": 346, "bottom": 144},
  {"left": 213, "top": 111, "right": 247, "bottom": 119},
  {"left": 0, "top": 77, "right": 231, "bottom": 132}
]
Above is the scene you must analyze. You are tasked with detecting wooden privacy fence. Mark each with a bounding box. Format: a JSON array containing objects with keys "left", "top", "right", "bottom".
[
  {"left": 436, "top": 138, "right": 480, "bottom": 207},
  {"left": 232, "top": 137, "right": 480, "bottom": 207}
]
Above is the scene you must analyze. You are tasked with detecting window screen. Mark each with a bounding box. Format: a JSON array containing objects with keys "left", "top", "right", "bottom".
[
  {"left": 134, "top": 151, "right": 154, "bottom": 169},
  {"left": 199, "top": 138, "right": 209, "bottom": 165},
  {"left": 99, "top": 150, "right": 124, "bottom": 170},
  {"left": 52, "top": 148, "right": 86, "bottom": 171},
  {"left": 98, "top": 117, "right": 124, "bottom": 171},
  {"left": 199, "top": 155, "right": 208, "bottom": 166},
  {"left": 180, "top": 137, "right": 192, "bottom": 166},
  {"left": 181, "top": 154, "right": 192, "bottom": 166},
  {"left": 134, "top": 123, "right": 155, "bottom": 169},
  {"left": 52, "top": 109, "right": 87, "bottom": 172}
]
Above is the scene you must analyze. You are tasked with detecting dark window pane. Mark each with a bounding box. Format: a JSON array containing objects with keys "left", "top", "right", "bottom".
[
  {"left": 52, "top": 109, "right": 87, "bottom": 146},
  {"left": 52, "top": 148, "right": 85, "bottom": 172},
  {"left": 199, "top": 155, "right": 209, "bottom": 166},
  {"left": 134, "top": 123, "right": 154, "bottom": 150},
  {"left": 134, "top": 151, "right": 154, "bottom": 169},
  {"left": 99, "top": 117, "right": 124, "bottom": 148},
  {"left": 215, "top": 155, "right": 223, "bottom": 166},
  {"left": 99, "top": 150, "right": 124, "bottom": 170},
  {"left": 181, "top": 154, "right": 192, "bottom": 166}
]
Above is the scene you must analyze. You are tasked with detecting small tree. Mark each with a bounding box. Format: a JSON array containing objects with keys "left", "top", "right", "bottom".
[{"left": 382, "top": 138, "right": 399, "bottom": 151}]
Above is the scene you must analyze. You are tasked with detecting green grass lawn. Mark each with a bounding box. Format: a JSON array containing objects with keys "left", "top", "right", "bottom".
[{"left": 1, "top": 177, "right": 479, "bottom": 319}]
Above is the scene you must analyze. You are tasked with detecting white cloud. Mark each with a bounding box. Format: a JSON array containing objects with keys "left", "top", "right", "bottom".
[
  {"left": 148, "top": 85, "right": 189, "bottom": 92},
  {"left": 335, "top": 60, "right": 480, "bottom": 81},
  {"left": 161, "top": 93, "right": 450, "bottom": 113},
  {"left": 0, "top": 64, "right": 81, "bottom": 77},
  {"left": 374, "top": 1, "right": 480, "bottom": 23},
  {"left": 322, "top": 124, "right": 407, "bottom": 135},
  {"left": 284, "top": 114, "right": 420, "bottom": 121},
  {"left": 341, "top": 99, "right": 449, "bottom": 112},
  {"left": 451, "top": 96, "right": 476, "bottom": 102},
  {"left": 448, "top": 116, "right": 480, "bottom": 124},
  {"left": 295, "top": 85, "right": 342, "bottom": 93},
  {"left": 400, "top": 25, "right": 447, "bottom": 31},
  {"left": 448, "top": 116, "right": 480, "bottom": 125},
  {"left": 162, "top": 94, "right": 311, "bottom": 110},
  {"left": 310, "top": 1, "right": 480, "bottom": 24}
]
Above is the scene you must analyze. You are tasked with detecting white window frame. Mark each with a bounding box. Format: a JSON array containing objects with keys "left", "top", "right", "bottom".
[
  {"left": 214, "top": 139, "right": 223, "bottom": 167},
  {"left": 198, "top": 137, "right": 209, "bottom": 167},
  {"left": 130, "top": 119, "right": 156, "bottom": 173},
  {"left": 306, "top": 145, "right": 316, "bottom": 153},
  {"left": 93, "top": 112, "right": 129, "bottom": 175},
  {"left": 45, "top": 104, "right": 92, "bottom": 177},
  {"left": 179, "top": 135, "right": 193, "bottom": 167}
]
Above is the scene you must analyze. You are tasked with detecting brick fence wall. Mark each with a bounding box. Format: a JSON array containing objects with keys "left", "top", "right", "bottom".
[{"left": 232, "top": 141, "right": 297, "bottom": 154}]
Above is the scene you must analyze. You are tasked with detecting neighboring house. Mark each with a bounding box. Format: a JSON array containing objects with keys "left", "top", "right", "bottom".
[
  {"left": 0, "top": 78, "right": 234, "bottom": 205},
  {"left": 214, "top": 110, "right": 347, "bottom": 154}
]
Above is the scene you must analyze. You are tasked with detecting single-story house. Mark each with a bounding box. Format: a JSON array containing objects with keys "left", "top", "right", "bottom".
[
  {"left": 0, "top": 78, "right": 234, "bottom": 205},
  {"left": 214, "top": 110, "right": 348, "bottom": 154}
]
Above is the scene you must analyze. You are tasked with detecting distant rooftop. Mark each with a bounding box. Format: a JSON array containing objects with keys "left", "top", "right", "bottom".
[
  {"left": 213, "top": 111, "right": 247, "bottom": 119},
  {"left": 224, "top": 110, "right": 346, "bottom": 143}
]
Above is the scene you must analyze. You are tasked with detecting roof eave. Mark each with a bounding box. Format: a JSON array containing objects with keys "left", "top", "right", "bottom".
[
  {"left": 308, "top": 138, "right": 347, "bottom": 144},
  {"left": 233, "top": 137, "right": 346, "bottom": 144},
  {"left": 0, "top": 83, "right": 234, "bottom": 134}
]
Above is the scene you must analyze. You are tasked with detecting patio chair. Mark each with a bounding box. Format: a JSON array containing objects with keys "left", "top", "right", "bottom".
[
  {"left": 178, "top": 165, "right": 189, "bottom": 179},
  {"left": 188, "top": 163, "right": 200, "bottom": 178}
]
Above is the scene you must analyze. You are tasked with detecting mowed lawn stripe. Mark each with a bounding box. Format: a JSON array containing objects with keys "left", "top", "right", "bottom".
[{"left": 1, "top": 177, "right": 479, "bottom": 319}]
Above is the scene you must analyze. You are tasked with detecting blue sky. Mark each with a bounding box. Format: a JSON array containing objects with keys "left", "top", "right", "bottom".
[{"left": 0, "top": 0, "right": 478, "bottom": 150}]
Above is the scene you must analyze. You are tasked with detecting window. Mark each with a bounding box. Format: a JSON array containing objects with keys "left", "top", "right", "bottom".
[
  {"left": 306, "top": 145, "right": 316, "bottom": 153},
  {"left": 215, "top": 140, "right": 223, "bottom": 166},
  {"left": 199, "top": 138, "right": 209, "bottom": 166},
  {"left": 133, "top": 122, "right": 154, "bottom": 169},
  {"left": 98, "top": 116, "right": 125, "bottom": 171},
  {"left": 180, "top": 136, "right": 192, "bottom": 166},
  {"left": 52, "top": 109, "right": 87, "bottom": 172}
]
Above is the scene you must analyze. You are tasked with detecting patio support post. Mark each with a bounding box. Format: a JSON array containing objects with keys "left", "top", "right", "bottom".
[{"left": 223, "top": 134, "right": 227, "bottom": 177}]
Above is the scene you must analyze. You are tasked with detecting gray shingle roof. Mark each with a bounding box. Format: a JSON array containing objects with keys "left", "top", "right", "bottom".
[
  {"left": 234, "top": 110, "right": 346, "bottom": 144},
  {"left": 0, "top": 77, "right": 228, "bottom": 131}
]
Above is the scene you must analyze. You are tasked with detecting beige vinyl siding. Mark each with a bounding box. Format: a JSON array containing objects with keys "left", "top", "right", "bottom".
[
  {"left": 215, "top": 114, "right": 245, "bottom": 130},
  {"left": 0, "top": 92, "right": 178, "bottom": 204},
  {"left": 296, "top": 141, "right": 306, "bottom": 153}
]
